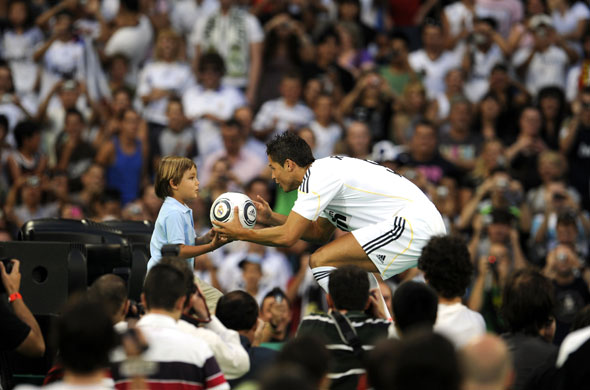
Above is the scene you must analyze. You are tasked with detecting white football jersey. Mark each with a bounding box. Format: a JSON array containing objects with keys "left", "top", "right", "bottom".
[{"left": 291, "top": 156, "right": 435, "bottom": 231}]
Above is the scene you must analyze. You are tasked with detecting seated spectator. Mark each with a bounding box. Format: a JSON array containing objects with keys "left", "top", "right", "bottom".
[
  {"left": 391, "top": 330, "right": 462, "bottom": 390},
  {"left": 409, "top": 20, "right": 461, "bottom": 99},
  {"left": 199, "top": 119, "right": 266, "bottom": 190},
  {"left": 537, "top": 86, "right": 567, "bottom": 149},
  {"left": 252, "top": 71, "right": 314, "bottom": 141},
  {"left": 161, "top": 257, "right": 250, "bottom": 381},
  {"left": 96, "top": 109, "right": 148, "bottom": 205},
  {"left": 275, "top": 335, "right": 331, "bottom": 390},
  {"left": 460, "top": 334, "right": 514, "bottom": 390},
  {"left": 216, "top": 291, "right": 278, "bottom": 388},
  {"left": 54, "top": 108, "right": 96, "bottom": 191},
  {"left": 542, "top": 244, "right": 590, "bottom": 345},
  {"left": 433, "top": 68, "right": 466, "bottom": 121},
  {"left": 365, "top": 338, "right": 403, "bottom": 390},
  {"left": 4, "top": 175, "right": 59, "bottom": 228},
  {"left": 6, "top": 120, "right": 47, "bottom": 186},
  {"left": 182, "top": 52, "right": 246, "bottom": 159},
  {"left": 110, "top": 264, "right": 230, "bottom": 389},
  {"left": 501, "top": 268, "right": 557, "bottom": 390},
  {"left": 335, "top": 120, "right": 372, "bottom": 159},
  {"left": 513, "top": 15, "right": 577, "bottom": 96},
  {"left": 418, "top": 235, "right": 486, "bottom": 348},
  {"left": 15, "top": 297, "right": 116, "bottom": 390},
  {"left": 439, "top": 97, "right": 482, "bottom": 172},
  {"left": 392, "top": 81, "right": 437, "bottom": 144},
  {"left": 260, "top": 288, "right": 293, "bottom": 343},
  {"left": 395, "top": 120, "right": 460, "bottom": 187},
  {"left": 0, "top": 62, "right": 34, "bottom": 143},
  {"left": 297, "top": 265, "right": 391, "bottom": 390},
  {"left": 472, "top": 94, "right": 503, "bottom": 140},
  {"left": 379, "top": 31, "right": 417, "bottom": 98},
  {"left": 309, "top": 94, "right": 342, "bottom": 159},
  {"left": 87, "top": 273, "right": 129, "bottom": 330},
  {"left": 392, "top": 280, "right": 438, "bottom": 336},
  {"left": 71, "top": 163, "right": 105, "bottom": 216},
  {"left": 155, "top": 98, "right": 196, "bottom": 166}
]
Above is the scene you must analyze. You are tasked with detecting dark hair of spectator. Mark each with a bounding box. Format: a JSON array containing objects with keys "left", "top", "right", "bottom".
[
  {"left": 581, "top": 86, "right": 590, "bottom": 96},
  {"left": 572, "top": 305, "right": 590, "bottom": 331},
  {"left": 393, "top": 331, "right": 461, "bottom": 390},
  {"left": 314, "top": 25, "right": 341, "bottom": 46},
  {"left": 7, "top": 0, "right": 34, "bottom": 29},
  {"left": 392, "top": 281, "right": 438, "bottom": 333},
  {"left": 154, "top": 156, "right": 196, "bottom": 199},
  {"left": 159, "top": 257, "right": 195, "bottom": 307},
  {"left": 0, "top": 114, "right": 8, "bottom": 132},
  {"left": 198, "top": 51, "right": 226, "bottom": 75},
  {"left": 281, "top": 69, "right": 303, "bottom": 84},
  {"left": 259, "top": 363, "right": 316, "bottom": 390},
  {"left": 414, "top": 119, "right": 437, "bottom": 136},
  {"left": 418, "top": 235, "right": 474, "bottom": 299},
  {"left": 491, "top": 63, "right": 508, "bottom": 74},
  {"left": 87, "top": 274, "right": 128, "bottom": 322},
  {"left": 262, "top": 287, "right": 290, "bottom": 308},
  {"left": 143, "top": 264, "right": 186, "bottom": 311},
  {"left": 120, "top": 0, "right": 140, "bottom": 12},
  {"left": 490, "top": 208, "right": 514, "bottom": 226},
  {"left": 245, "top": 176, "right": 270, "bottom": 194},
  {"left": 263, "top": 27, "right": 302, "bottom": 67},
  {"left": 328, "top": 265, "right": 370, "bottom": 311},
  {"left": 166, "top": 97, "right": 183, "bottom": 111},
  {"left": 501, "top": 268, "right": 555, "bottom": 335},
  {"left": 366, "top": 339, "right": 402, "bottom": 390},
  {"left": 276, "top": 335, "right": 331, "bottom": 385},
  {"left": 474, "top": 17, "right": 498, "bottom": 30},
  {"left": 216, "top": 290, "right": 259, "bottom": 331},
  {"left": 0, "top": 60, "right": 15, "bottom": 93},
  {"left": 65, "top": 108, "right": 85, "bottom": 124},
  {"left": 222, "top": 118, "right": 243, "bottom": 132},
  {"left": 557, "top": 210, "right": 577, "bottom": 227},
  {"left": 266, "top": 131, "right": 315, "bottom": 167},
  {"left": 389, "top": 31, "right": 410, "bottom": 47},
  {"left": 55, "top": 296, "right": 118, "bottom": 374},
  {"left": 55, "top": 9, "right": 74, "bottom": 20},
  {"left": 13, "top": 120, "right": 39, "bottom": 149}
]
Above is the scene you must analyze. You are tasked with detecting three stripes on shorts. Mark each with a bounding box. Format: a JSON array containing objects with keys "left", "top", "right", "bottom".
[{"left": 362, "top": 216, "right": 406, "bottom": 255}]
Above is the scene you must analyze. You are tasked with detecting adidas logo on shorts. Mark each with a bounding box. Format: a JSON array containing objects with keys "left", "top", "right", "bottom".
[{"left": 376, "top": 254, "right": 386, "bottom": 263}]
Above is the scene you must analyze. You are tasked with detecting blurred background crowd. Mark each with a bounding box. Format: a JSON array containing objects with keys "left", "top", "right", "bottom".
[{"left": 1, "top": 0, "right": 590, "bottom": 388}]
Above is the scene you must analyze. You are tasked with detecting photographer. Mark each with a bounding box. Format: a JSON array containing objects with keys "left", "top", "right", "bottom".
[
  {"left": 530, "top": 183, "right": 590, "bottom": 263},
  {"left": 543, "top": 244, "right": 590, "bottom": 345},
  {"left": 297, "top": 265, "right": 392, "bottom": 390},
  {"left": 0, "top": 259, "right": 45, "bottom": 386}
]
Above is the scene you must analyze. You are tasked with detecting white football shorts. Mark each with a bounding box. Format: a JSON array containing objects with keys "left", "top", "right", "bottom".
[{"left": 352, "top": 203, "right": 447, "bottom": 279}]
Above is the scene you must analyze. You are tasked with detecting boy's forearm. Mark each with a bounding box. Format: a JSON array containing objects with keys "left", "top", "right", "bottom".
[{"left": 179, "top": 243, "right": 216, "bottom": 259}]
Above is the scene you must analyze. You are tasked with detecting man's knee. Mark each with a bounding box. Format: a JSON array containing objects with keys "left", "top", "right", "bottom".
[{"left": 309, "top": 248, "right": 329, "bottom": 269}]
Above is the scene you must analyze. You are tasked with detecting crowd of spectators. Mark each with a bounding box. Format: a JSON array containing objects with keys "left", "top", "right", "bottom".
[{"left": 2, "top": 0, "right": 590, "bottom": 389}]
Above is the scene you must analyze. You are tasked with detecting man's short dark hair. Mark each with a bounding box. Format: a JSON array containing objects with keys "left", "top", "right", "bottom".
[
  {"left": 266, "top": 131, "right": 315, "bottom": 167},
  {"left": 216, "top": 291, "right": 259, "bottom": 331},
  {"left": 143, "top": 264, "right": 186, "bottom": 311},
  {"left": 328, "top": 265, "right": 369, "bottom": 311},
  {"left": 159, "top": 257, "right": 195, "bottom": 305},
  {"left": 389, "top": 31, "right": 410, "bottom": 47},
  {"left": 56, "top": 296, "right": 118, "bottom": 374},
  {"left": 393, "top": 281, "right": 438, "bottom": 333},
  {"left": 366, "top": 339, "right": 402, "bottom": 390},
  {"left": 276, "top": 335, "right": 331, "bottom": 385},
  {"left": 418, "top": 235, "right": 473, "bottom": 299},
  {"left": 13, "top": 121, "right": 39, "bottom": 149},
  {"left": 502, "top": 268, "right": 554, "bottom": 335},
  {"left": 198, "top": 51, "right": 225, "bottom": 74},
  {"left": 393, "top": 331, "right": 461, "bottom": 390},
  {"left": 65, "top": 108, "right": 85, "bottom": 124},
  {"left": 87, "top": 274, "right": 128, "bottom": 321}
]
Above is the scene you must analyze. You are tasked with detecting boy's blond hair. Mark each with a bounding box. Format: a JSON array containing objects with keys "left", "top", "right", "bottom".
[{"left": 154, "top": 156, "right": 196, "bottom": 199}]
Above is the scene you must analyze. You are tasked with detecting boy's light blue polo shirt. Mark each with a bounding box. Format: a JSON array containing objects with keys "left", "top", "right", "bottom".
[{"left": 148, "top": 196, "right": 196, "bottom": 271}]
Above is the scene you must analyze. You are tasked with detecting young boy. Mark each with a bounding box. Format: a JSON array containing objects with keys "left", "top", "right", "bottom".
[{"left": 148, "top": 156, "right": 226, "bottom": 271}]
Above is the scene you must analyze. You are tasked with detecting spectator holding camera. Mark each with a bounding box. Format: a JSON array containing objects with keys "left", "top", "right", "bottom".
[
  {"left": 543, "top": 244, "right": 590, "bottom": 345},
  {"left": 297, "top": 265, "right": 391, "bottom": 390},
  {"left": 530, "top": 183, "right": 590, "bottom": 263},
  {"left": 560, "top": 86, "right": 590, "bottom": 211}
]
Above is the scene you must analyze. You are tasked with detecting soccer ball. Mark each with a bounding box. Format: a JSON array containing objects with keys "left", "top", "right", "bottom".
[{"left": 210, "top": 192, "right": 257, "bottom": 229}]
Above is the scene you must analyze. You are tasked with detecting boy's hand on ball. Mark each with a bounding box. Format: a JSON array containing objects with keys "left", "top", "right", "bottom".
[{"left": 210, "top": 231, "right": 231, "bottom": 248}]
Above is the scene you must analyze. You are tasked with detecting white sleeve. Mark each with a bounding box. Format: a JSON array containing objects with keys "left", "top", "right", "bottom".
[
  {"left": 245, "top": 14, "right": 264, "bottom": 44},
  {"left": 566, "top": 66, "right": 581, "bottom": 102},
  {"left": 252, "top": 101, "right": 274, "bottom": 132},
  {"left": 512, "top": 48, "right": 531, "bottom": 67},
  {"left": 136, "top": 65, "right": 152, "bottom": 97},
  {"left": 291, "top": 162, "right": 341, "bottom": 221},
  {"left": 573, "top": 2, "right": 590, "bottom": 20},
  {"left": 177, "top": 319, "right": 250, "bottom": 380}
]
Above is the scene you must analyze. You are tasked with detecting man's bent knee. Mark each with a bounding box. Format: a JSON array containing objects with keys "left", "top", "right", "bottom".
[{"left": 309, "top": 248, "right": 331, "bottom": 269}]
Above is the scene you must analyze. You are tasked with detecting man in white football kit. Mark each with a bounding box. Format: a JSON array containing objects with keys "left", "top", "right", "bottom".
[{"left": 214, "top": 132, "right": 446, "bottom": 299}]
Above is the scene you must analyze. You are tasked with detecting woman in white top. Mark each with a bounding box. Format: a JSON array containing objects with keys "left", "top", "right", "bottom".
[
  {"left": 0, "top": 0, "right": 44, "bottom": 96},
  {"left": 137, "top": 29, "right": 195, "bottom": 127},
  {"left": 548, "top": 0, "right": 590, "bottom": 53}
]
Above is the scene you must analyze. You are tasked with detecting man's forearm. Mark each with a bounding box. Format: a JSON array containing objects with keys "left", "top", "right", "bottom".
[{"left": 12, "top": 299, "right": 45, "bottom": 356}]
